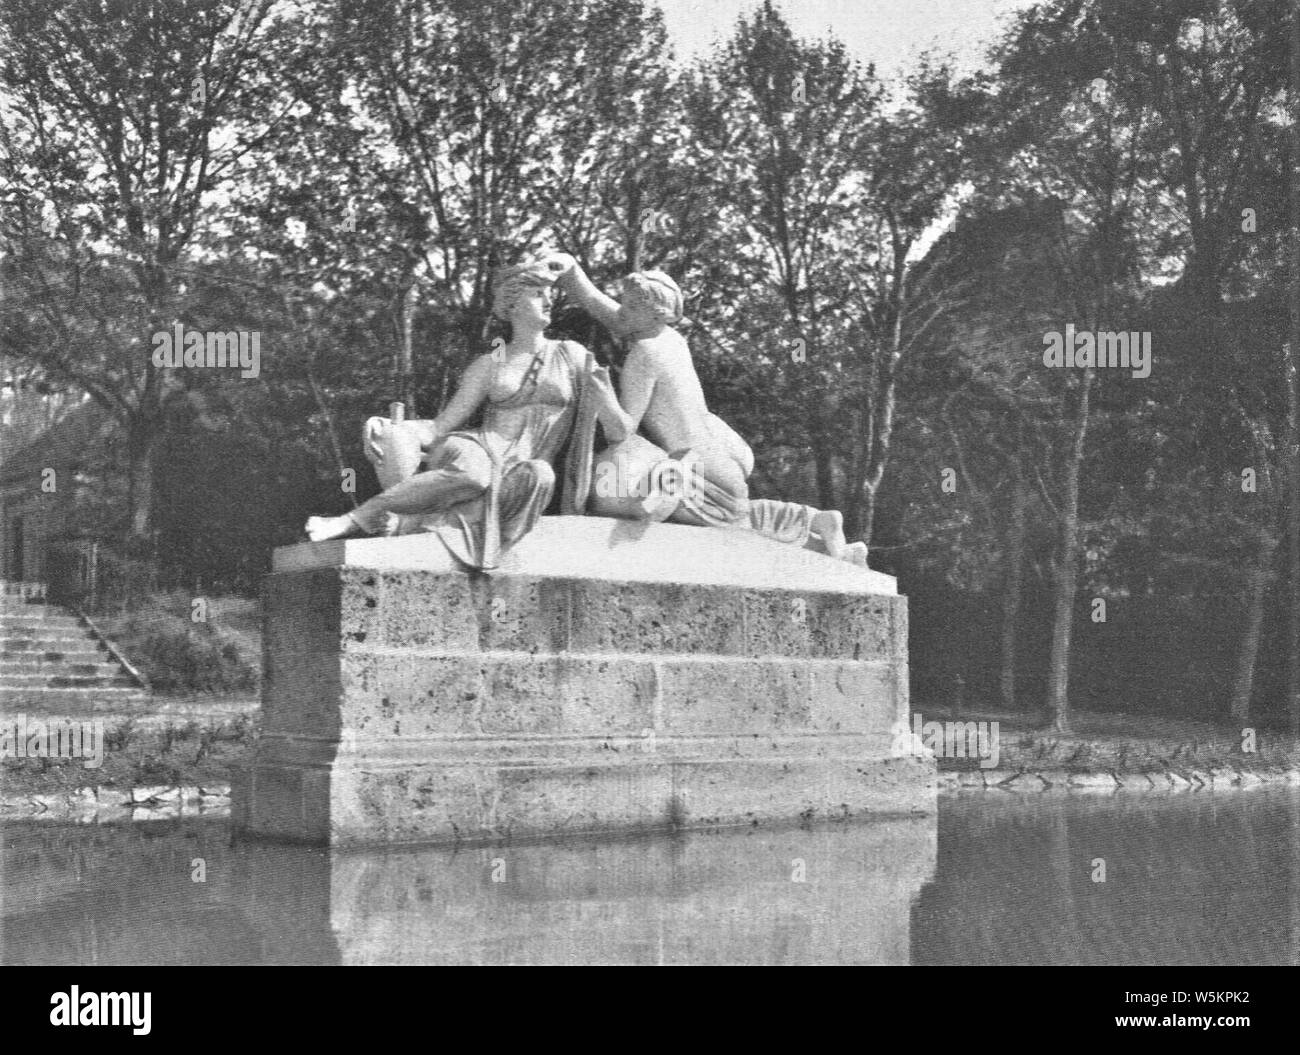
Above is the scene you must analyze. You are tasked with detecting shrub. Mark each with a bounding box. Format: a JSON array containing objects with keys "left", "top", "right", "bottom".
[{"left": 106, "top": 596, "right": 259, "bottom": 695}]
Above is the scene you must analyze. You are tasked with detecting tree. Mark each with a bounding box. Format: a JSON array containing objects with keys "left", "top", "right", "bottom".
[
  {"left": 230, "top": 0, "right": 681, "bottom": 422},
  {"left": 0, "top": 0, "right": 280, "bottom": 540},
  {"left": 682, "top": 3, "right": 977, "bottom": 542},
  {"left": 969, "top": 0, "right": 1291, "bottom": 729}
]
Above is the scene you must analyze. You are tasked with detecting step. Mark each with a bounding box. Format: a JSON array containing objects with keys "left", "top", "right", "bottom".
[
  {"left": 0, "top": 685, "right": 148, "bottom": 701},
  {"left": 0, "top": 615, "right": 84, "bottom": 629},
  {"left": 0, "top": 626, "right": 90, "bottom": 639},
  {"left": 0, "top": 659, "right": 122, "bottom": 676},
  {"left": 2, "top": 636, "right": 101, "bottom": 651},
  {"left": 0, "top": 688, "right": 151, "bottom": 715},
  {"left": 0, "top": 649, "right": 106, "bottom": 664},
  {"left": 0, "top": 684, "right": 141, "bottom": 696},
  {"left": 0, "top": 674, "right": 139, "bottom": 689},
  {"left": 0, "top": 605, "right": 65, "bottom": 618},
  {"left": 0, "top": 627, "right": 97, "bottom": 640},
  {"left": 0, "top": 585, "right": 47, "bottom": 600},
  {"left": 0, "top": 611, "right": 86, "bottom": 624}
]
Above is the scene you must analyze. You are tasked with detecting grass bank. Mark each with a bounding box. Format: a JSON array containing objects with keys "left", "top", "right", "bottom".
[
  {"left": 98, "top": 592, "right": 260, "bottom": 695},
  {"left": 1, "top": 713, "right": 256, "bottom": 800}
]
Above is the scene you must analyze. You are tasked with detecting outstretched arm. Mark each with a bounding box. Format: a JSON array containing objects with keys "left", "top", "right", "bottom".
[
  {"left": 588, "top": 363, "right": 634, "bottom": 443},
  {"left": 363, "top": 356, "right": 492, "bottom": 464},
  {"left": 564, "top": 340, "right": 633, "bottom": 444},
  {"left": 427, "top": 355, "right": 493, "bottom": 443}
]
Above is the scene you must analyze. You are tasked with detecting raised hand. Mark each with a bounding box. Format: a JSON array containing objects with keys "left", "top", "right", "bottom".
[
  {"left": 363, "top": 416, "right": 388, "bottom": 463},
  {"left": 542, "top": 252, "right": 577, "bottom": 280},
  {"left": 585, "top": 362, "right": 634, "bottom": 443},
  {"left": 587, "top": 364, "right": 619, "bottom": 408}
]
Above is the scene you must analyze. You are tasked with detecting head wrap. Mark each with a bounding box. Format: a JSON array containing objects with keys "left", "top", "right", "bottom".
[
  {"left": 491, "top": 261, "right": 558, "bottom": 323},
  {"left": 624, "top": 270, "right": 684, "bottom": 325}
]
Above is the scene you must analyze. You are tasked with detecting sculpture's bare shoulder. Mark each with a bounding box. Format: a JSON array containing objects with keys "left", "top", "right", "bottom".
[
  {"left": 627, "top": 328, "right": 694, "bottom": 379},
  {"left": 625, "top": 328, "right": 710, "bottom": 449}
]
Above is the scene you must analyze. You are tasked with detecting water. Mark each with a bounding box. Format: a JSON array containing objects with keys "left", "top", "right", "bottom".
[{"left": 2, "top": 790, "right": 1296, "bottom": 965}]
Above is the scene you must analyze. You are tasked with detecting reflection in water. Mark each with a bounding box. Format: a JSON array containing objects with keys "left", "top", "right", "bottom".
[
  {"left": 911, "top": 789, "right": 1299, "bottom": 965},
  {"left": 2, "top": 790, "right": 1295, "bottom": 964},
  {"left": 2, "top": 815, "right": 935, "bottom": 965}
]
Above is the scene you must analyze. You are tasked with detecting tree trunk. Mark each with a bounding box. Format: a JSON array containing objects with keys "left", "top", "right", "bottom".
[
  {"left": 810, "top": 427, "right": 836, "bottom": 511},
  {"left": 625, "top": 179, "right": 643, "bottom": 274},
  {"left": 306, "top": 359, "right": 356, "bottom": 510},
  {"left": 1229, "top": 530, "right": 1279, "bottom": 721},
  {"left": 125, "top": 413, "right": 157, "bottom": 541},
  {"left": 123, "top": 286, "right": 175, "bottom": 547},
  {"left": 843, "top": 425, "right": 866, "bottom": 542},
  {"left": 399, "top": 279, "right": 418, "bottom": 413},
  {"left": 1045, "top": 370, "right": 1094, "bottom": 733},
  {"left": 1287, "top": 341, "right": 1300, "bottom": 736},
  {"left": 1288, "top": 7, "right": 1300, "bottom": 736},
  {"left": 1045, "top": 557, "right": 1077, "bottom": 733},
  {"left": 858, "top": 483, "right": 879, "bottom": 552},
  {"left": 855, "top": 372, "right": 899, "bottom": 549},
  {"left": 842, "top": 505, "right": 861, "bottom": 545},
  {"left": 1000, "top": 468, "right": 1029, "bottom": 711}
]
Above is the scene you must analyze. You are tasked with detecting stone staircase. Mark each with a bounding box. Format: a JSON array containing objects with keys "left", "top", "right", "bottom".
[{"left": 0, "top": 582, "right": 149, "bottom": 715}]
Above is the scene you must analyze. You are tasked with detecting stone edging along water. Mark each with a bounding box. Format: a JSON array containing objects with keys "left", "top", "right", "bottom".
[
  {"left": 938, "top": 765, "right": 1300, "bottom": 793},
  {"left": 3, "top": 766, "right": 1299, "bottom": 823},
  {"left": 0, "top": 784, "right": 231, "bottom": 822}
]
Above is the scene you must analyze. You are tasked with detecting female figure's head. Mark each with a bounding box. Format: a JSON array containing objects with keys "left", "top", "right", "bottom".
[{"left": 491, "top": 263, "right": 558, "bottom": 341}]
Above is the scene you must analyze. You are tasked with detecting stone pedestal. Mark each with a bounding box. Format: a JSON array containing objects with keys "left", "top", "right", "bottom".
[{"left": 233, "top": 516, "right": 933, "bottom": 845}]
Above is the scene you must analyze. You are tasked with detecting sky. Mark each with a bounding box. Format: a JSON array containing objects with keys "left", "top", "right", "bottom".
[{"left": 654, "top": 0, "right": 1037, "bottom": 76}]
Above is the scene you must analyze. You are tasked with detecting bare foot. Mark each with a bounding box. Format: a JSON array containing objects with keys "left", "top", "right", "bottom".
[
  {"left": 843, "top": 541, "right": 869, "bottom": 567},
  {"left": 305, "top": 513, "right": 360, "bottom": 542},
  {"left": 810, "top": 509, "right": 846, "bottom": 559}
]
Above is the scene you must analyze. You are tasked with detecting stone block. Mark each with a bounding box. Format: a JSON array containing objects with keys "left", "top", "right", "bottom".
[
  {"left": 657, "top": 657, "right": 811, "bottom": 733},
  {"left": 237, "top": 517, "right": 928, "bottom": 845},
  {"left": 567, "top": 580, "right": 746, "bottom": 656},
  {"left": 378, "top": 571, "right": 478, "bottom": 650},
  {"left": 742, "top": 591, "right": 898, "bottom": 661},
  {"left": 807, "top": 660, "right": 898, "bottom": 735}
]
